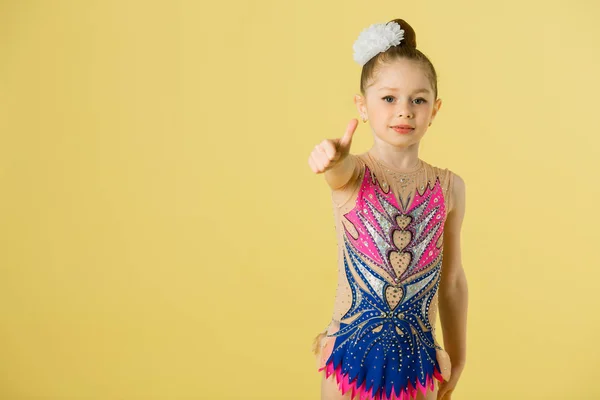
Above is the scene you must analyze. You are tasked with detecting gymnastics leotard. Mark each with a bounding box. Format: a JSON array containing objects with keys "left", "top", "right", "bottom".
[{"left": 312, "top": 149, "right": 455, "bottom": 400}]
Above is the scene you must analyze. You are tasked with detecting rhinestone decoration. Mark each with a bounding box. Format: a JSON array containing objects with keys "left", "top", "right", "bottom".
[{"left": 317, "top": 156, "right": 453, "bottom": 400}]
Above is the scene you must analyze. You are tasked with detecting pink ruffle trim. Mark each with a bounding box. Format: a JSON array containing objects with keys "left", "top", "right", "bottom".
[{"left": 318, "top": 358, "right": 444, "bottom": 400}]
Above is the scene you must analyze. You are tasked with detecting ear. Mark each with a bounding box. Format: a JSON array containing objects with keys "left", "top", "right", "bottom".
[
  {"left": 431, "top": 98, "right": 442, "bottom": 121},
  {"left": 354, "top": 94, "right": 367, "bottom": 116}
]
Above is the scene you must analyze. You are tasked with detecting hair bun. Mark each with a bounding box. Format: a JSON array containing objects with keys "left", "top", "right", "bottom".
[{"left": 389, "top": 18, "right": 417, "bottom": 49}]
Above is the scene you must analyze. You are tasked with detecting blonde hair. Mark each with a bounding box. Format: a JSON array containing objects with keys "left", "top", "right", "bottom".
[{"left": 359, "top": 18, "right": 439, "bottom": 99}]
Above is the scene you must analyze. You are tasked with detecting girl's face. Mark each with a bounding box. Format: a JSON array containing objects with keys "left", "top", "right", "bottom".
[{"left": 356, "top": 58, "right": 442, "bottom": 149}]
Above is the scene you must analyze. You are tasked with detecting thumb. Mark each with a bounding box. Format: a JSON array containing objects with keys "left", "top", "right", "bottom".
[{"left": 338, "top": 118, "right": 358, "bottom": 150}]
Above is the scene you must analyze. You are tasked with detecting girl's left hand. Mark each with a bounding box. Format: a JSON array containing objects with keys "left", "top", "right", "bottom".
[{"left": 437, "top": 365, "right": 464, "bottom": 399}]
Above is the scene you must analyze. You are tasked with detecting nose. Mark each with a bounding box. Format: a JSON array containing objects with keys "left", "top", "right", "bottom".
[{"left": 396, "top": 100, "right": 414, "bottom": 118}]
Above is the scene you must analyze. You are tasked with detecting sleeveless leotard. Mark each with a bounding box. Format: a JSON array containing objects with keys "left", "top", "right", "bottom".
[{"left": 312, "top": 150, "right": 455, "bottom": 400}]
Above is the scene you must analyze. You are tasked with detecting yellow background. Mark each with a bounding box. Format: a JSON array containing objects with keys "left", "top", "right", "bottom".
[{"left": 1, "top": 0, "right": 599, "bottom": 399}]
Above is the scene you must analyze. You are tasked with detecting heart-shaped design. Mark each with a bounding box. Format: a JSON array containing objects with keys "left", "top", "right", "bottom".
[
  {"left": 389, "top": 250, "right": 411, "bottom": 278},
  {"left": 396, "top": 214, "right": 411, "bottom": 229},
  {"left": 392, "top": 229, "right": 411, "bottom": 250},
  {"left": 385, "top": 285, "right": 404, "bottom": 310}
]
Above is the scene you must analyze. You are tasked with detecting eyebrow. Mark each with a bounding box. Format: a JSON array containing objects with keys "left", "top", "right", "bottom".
[{"left": 378, "top": 87, "right": 431, "bottom": 94}]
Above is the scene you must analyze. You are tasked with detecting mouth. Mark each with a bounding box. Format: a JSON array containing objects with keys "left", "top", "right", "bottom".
[{"left": 391, "top": 125, "right": 415, "bottom": 134}]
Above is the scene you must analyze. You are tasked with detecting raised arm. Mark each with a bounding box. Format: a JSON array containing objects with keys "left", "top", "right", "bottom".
[
  {"left": 437, "top": 173, "right": 468, "bottom": 400},
  {"left": 308, "top": 119, "right": 359, "bottom": 190}
]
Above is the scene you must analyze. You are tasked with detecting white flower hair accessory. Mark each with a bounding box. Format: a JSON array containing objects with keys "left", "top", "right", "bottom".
[{"left": 352, "top": 21, "right": 405, "bottom": 66}]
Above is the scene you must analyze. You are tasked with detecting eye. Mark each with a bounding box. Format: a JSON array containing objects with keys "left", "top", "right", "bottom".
[{"left": 382, "top": 96, "right": 427, "bottom": 104}]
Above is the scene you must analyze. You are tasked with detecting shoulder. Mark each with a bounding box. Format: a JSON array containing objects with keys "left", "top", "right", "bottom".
[
  {"left": 446, "top": 169, "right": 466, "bottom": 216},
  {"left": 422, "top": 160, "right": 466, "bottom": 214},
  {"left": 420, "top": 159, "right": 453, "bottom": 190},
  {"left": 451, "top": 171, "right": 466, "bottom": 194}
]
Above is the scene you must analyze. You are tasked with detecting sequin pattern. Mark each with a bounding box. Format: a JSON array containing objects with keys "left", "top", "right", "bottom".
[{"left": 318, "top": 161, "right": 449, "bottom": 400}]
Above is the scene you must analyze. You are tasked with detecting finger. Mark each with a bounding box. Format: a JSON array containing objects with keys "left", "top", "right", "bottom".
[
  {"left": 314, "top": 147, "right": 332, "bottom": 171},
  {"left": 338, "top": 119, "right": 358, "bottom": 149},
  {"left": 319, "top": 139, "right": 337, "bottom": 161},
  {"left": 315, "top": 143, "right": 330, "bottom": 159},
  {"left": 315, "top": 144, "right": 334, "bottom": 165},
  {"left": 311, "top": 150, "right": 328, "bottom": 172},
  {"left": 310, "top": 150, "right": 323, "bottom": 174},
  {"left": 308, "top": 154, "right": 319, "bottom": 173}
]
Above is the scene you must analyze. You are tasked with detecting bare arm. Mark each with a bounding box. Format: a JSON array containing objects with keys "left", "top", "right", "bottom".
[
  {"left": 439, "top": 173, "right": 468, "bottom": 372},
  {"left": 323, "top": 154, "right": 359, "bottom": 190}
]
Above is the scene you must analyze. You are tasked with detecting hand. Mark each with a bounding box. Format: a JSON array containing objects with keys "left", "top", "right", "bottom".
[
  {"left": 437, "top": 365, "right": 464, "bottom": 400},
  {"left": 308, "top": 119, "right": 358, "bottom": 174}
]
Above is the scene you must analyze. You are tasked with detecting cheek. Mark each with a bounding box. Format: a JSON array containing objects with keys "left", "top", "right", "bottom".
[
  {"left": 416, "top": 114, "right": 431, "bottom": 125},
  {"left": 376, "top": 110, "right": 393, "bottom": 122}
]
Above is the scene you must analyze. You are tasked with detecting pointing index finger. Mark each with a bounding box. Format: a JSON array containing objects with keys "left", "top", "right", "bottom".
[{"left": 339, "top": 118, "right": 358, "bottom": 147}]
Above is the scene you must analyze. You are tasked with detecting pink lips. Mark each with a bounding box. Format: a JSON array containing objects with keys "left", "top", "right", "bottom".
[{"left": 391, "top": 125, "right": 414, "bottom": 134}]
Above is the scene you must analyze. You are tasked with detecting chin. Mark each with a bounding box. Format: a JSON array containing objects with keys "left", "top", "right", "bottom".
[{"left": 392, "top": 135, "right": 423, "bottom": 147}]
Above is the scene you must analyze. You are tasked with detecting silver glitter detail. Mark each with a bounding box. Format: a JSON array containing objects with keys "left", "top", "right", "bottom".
[
  {"left": 421, "top": 290, "right": 430, "bottom": 318},
  {"left": 403, "top": 272, "right": 436, "bottom": 303},
  {"left": 367, "top": 201, "right": 392, "bottom": 236},
  {"left": 355, "top": 282, "right": 363, "bottom": 308},
  {"left": 413, "top": 206, "right": 438, "bottom": 242},
  {"left": 374, "top": 190, "right": 398, "bottom": 219},
  {"left": 409, "top": 199, "right": 428, "bottom": 220},
  {"left": 352, "top": 255, "right": 385, "bottom": 300},
  {"left": 357, "top": 210, "right": 393, "bottom": 262},
  {"left": 410, "top": 222, "right": 441, "bottom": 265}
]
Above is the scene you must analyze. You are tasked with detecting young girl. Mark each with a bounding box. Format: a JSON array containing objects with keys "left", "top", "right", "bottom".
[{"left": 308, "top": 19, "right": 468, "bottom": 400}]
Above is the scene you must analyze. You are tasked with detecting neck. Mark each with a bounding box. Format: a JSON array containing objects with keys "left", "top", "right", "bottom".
[{"left": 368, "top": 146, "right": 421, "bottom": 171}]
